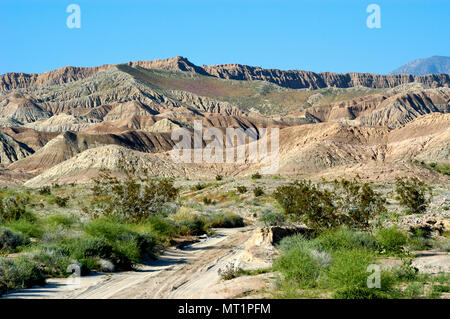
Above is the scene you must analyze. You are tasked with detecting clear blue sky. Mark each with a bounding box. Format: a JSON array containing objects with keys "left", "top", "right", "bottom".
[{"left": 1, "top": 0, "right": 449, "bottom": 75}]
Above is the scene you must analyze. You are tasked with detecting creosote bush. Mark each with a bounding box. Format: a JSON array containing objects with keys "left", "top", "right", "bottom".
[
  {"left": 92, "top": 165, "right": 179, "bottom": 223},
  {"left": 395, "top": 177, "right": 431, "bottom": 214},
  {"left": 273, "top": 179, "right": 386, "bottom": 232},
  {"left": 253, "top": 187, "right": 264, "bottom": 197},
  {"left": 54, "top": 196, "right": 69, "bottom": 208},
  {"left": 0, "top": 196, "right": 28, "bottom": 223},
  {"left": 251, "top": 172, "right": 262, "bottom": 180},
  {"left": 236, "top": 186, "right": 247, "bottom": 194},
  {"left": 38, "top": 186, "right": 51, "bottom": 195},
  {"left": 0, "top": 227, "right": 29, "bottom": 253}
]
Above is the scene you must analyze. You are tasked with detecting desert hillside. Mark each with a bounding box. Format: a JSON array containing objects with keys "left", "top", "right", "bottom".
[{"left": 0, "top": 56, "right": 448, "bottom": 186}]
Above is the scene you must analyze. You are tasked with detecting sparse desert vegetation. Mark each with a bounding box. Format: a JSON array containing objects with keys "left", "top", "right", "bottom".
[{"left": 0, "top": 175, "right": 447, "bottom": 299}]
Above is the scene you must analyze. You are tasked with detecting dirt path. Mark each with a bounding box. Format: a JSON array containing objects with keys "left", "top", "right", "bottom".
[{"left": 3, "top": 227, "right": 259, "bottom": 299}]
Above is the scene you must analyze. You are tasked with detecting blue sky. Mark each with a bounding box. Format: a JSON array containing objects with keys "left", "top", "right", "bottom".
[{"left": 1, "top": 0, "right": 449, "bottom": 75}]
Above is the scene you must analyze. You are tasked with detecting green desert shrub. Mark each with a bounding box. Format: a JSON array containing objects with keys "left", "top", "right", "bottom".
[
  {"left": 273, "top": 180, "right": 338, "bottom": 232},
  {"left": 143, "top": 215, "right": 178, "bottom": 242},
  {"left": 171, "top": 209, "right": 209, "bottom": 235},
  {"left": 236, "top": 186, "right": 247, "bottom": 194},
  {"left": 393, "top": 257, "right": 419, "bottom": 282},
  {"left": 274, "top": 179, "right": 386, "bottom": 232},
  {"left": 332, "top": 179, "right": 387, "bottom": 230},
  {"left": 395, "top": 177, "right": 431, "bottom": 214},
  {"left": 273, "top": 246, "right": 322, "bottom": 288},
  {"left": 178, "top": 218, "right": 208, "bottom": 236},
  {"left": 54, "top": 196, "right": 69, "bottom": 208},
  {"left": 333, "top": 286, "right": 393, "bottom": 299},
  {"left": 325, "top": 249, "right": 374, "bottom": 290},
  {"left": 28, "top": 245, "right": 73, "bottom": 277},
  {"left": 38, "top": 186, "right": 51, "bottom": 195},
  {"left": 207, "top": 212, "right": 244, "bottom": 228},
  {"left": 253, "top": 187, "right": 264, "bottom": 197},
  {"left": 277, "top": 234, "right": 313, "bottom": 253},
  {"left": 0, "top": 257, "right": 45, "bottom": 296},
  {"left": 193, "top": 183, "right": 207, "bottom": 191},
  {"left": 215, "top": 175, "right": 223, "bottom": 181},
  {"left": 259, "top": 210, "right": 286, "bottom": 227},
  {"left": 375, "top": 227, "right": 408, "bottom": 254},
  {"left": 314, "top": 228, "right": 378, "bottom": 252},
  {"left": 83, "top": 218, "right": 157, "bottom": 269},
  {"left": 0, "top": 227, "right": 29, "bottom": 253},
  {"left": 6, "top": 217, "right": 45, "bottom": 239},
  {"left": 251, "top": 172, "right": 262, "bottom": 180},
  {"left": 45, "top": 214, "right": 78, "bottom": 228},
  {"left": 0, "top": 196, "right": 29, "bottom": 223},
  {"left": 92, "top": 168, "right": 179, "bottom": 222}
]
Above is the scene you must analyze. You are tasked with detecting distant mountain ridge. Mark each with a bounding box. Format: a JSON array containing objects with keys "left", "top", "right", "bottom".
[
  {"left": 1, "top": 56, "right": 449, "bottom": 91},
  {"left": 0, "top": 56, "right": 448, "bottom": 185},
  {"left": 391, "top": 56, "right": 450, "bottom": 76}
]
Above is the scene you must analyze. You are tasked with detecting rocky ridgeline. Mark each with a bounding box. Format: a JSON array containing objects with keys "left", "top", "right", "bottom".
[{"left": 2, "top": 56, "right": 449, "bottom": 91}]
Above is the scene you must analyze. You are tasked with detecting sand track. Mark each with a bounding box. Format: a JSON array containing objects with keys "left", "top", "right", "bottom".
[{"left": 3, "top": 227, "right": 255, "bottom": 299}]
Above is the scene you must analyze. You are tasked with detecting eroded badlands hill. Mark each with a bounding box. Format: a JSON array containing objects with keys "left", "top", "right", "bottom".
[{"left": 0, "top": 57, "right": 448, "bottom": 186}]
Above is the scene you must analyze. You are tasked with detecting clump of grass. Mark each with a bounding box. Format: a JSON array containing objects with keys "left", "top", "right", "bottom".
[
  {"left": 314, "top": 228, "right": 378, "bottom": 252},
  {"left": 215, "top": 175, "right": 223, "bottom": 181},
  {"left": 171, "top": 209, "right": 209, "bottom": 236},
  {"left": 27, "top": 245, "right": 73, "bottom": 277},
  {"left": 218, "top": 264, "right": 271, "bottom": 281},
  {"left": 135, "top": 215, "right": 179, "bottom": 244},
  {"left": 326, "top": 249, "right": 375, "bottom": 290},
  {"left": 202, "top": 197, "right": 215, "bottom": 205}
]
